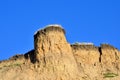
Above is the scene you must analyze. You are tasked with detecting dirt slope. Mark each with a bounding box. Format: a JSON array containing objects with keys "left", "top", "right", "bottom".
[{"left": 0, "top": 25, "right": 120, "bottom": 80}]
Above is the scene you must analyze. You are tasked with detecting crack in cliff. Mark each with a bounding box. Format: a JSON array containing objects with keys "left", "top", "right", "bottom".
[
  {"left": 98, "top": 47, "right": 102, "bottom": 63},
  {"left": 41, "top": 44, "right": 46, "bottom": 65},
  {"left": 115, "top": 52, "right": 119, "bottom": 60}
]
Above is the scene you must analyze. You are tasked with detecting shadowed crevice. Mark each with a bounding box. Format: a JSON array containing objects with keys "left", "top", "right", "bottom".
[
  {"left": 98, "top": 47, "right": 102, "bottom": 63},
  {"left": 24, "top": 49, "right": 36, "bottom": 63}
]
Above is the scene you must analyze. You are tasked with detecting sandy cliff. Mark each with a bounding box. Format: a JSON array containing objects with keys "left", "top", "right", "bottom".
[{"left": 0, "top": 25, "right": 120, "bottom": 80}]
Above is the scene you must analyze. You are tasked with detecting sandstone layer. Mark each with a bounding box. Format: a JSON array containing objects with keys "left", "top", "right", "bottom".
[{"left": 0, "top": 25, "right": 120, "bottom": 80}]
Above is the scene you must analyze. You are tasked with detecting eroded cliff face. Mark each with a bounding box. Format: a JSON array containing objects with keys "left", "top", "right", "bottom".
[
  {"left": 33, "top": 26, "right": 80, "bottom": 80},
  {"left": 0, "top": 25, "right": 120, "bottom": 80},
  {"left": 72, "top": 44, "right": 120, "bottom": 80},
  {"left": 71, "top": 45, "right": 101, "bottom": 80}
]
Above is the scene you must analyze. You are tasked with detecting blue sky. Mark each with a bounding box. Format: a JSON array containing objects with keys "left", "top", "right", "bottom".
[{"left": 0, "top": 0, "right": 120, "bottom": 60}]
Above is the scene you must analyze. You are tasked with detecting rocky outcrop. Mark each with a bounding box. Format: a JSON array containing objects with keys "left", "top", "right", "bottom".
[
  {"left": 33, "top": 25, "right": 80, "bottom": 80},
  {"left": 71, "top": 44, "right": 101, "bottom": 80},
  {"left": 71, "top": 44, "right": 99, "bottom": 65},
  {"left": 100, "top": 44, "right": 120, "bottom": 66},
  {"left": 0, "top": 24, "right": 120, "bottom": 80},
  {"left": 71, "top": 43, "right": 120, "bottom": 80}
]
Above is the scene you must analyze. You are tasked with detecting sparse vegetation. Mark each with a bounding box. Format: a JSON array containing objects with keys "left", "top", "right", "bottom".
[
  {"left": 0, "top": 63, "right": 21, "bottom": 69},
  {"left": 103, "top": 72, "right": 118, "bottom": 78},
  {"left": 13, "top": 63, "right": 21, "bottom": 66},
  {"left": 8, "top": 63, "right": 21, "bottom": 67}
]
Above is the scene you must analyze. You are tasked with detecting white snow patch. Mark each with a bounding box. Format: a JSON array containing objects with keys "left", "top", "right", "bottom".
[
  {"left": 34, "top": 24, "right": 63, "bottom": 35},
  {"left": 46, "top": 24, "right": 62, "bottom": 28},
  {"left": 73, "top": 42, "right": 94, "bottom": 45}
]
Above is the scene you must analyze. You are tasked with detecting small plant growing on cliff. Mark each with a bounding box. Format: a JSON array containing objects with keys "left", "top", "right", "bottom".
[
  {"left": 3, "top": 63, "right": 21, "bottom": 68},
  {"left": 103, "top": 72, "right": 118, "bottom": 78},
  {"left": 13, "top": 63, "right": 21, "bottom": 66}
]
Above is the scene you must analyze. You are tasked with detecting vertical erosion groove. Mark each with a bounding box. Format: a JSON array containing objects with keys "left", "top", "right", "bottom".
[{"left": 98, "top": 47, "right": 102, "bottom": 63}]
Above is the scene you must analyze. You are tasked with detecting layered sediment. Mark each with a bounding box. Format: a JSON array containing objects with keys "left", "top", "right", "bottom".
[
  {"left": 33, "top": 25, "right": 80, "bottom": 80},
  {"left": 0, "top": 24, "right": 120, "bottom": 80}
]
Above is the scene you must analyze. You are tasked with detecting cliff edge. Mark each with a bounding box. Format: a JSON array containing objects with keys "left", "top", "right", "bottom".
[{"left": 0, "top": 24, "right": 120, "bottom": 80}]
